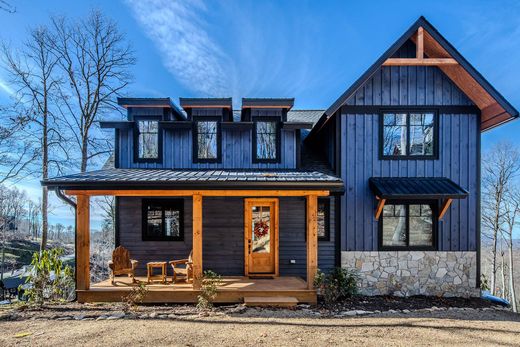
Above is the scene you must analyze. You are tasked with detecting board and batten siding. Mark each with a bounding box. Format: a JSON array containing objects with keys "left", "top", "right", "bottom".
[
  {"left": 117, "top": 106, "right": 296, "bottom": 170},
  {"left": 338, "top": 40, "right": 479, "bottom": 252},
  {"left": 117, "top": 197, "right": 336, "bottom": 278}
]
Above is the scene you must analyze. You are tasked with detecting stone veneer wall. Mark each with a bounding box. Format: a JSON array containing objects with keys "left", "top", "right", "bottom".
[{"left": 341, "top": 251, "right": 479, "bottom": 297}]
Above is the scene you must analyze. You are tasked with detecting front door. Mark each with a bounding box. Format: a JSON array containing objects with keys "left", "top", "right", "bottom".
[{"left": 244, "top": 198, "right": 279, "bottom": 276}]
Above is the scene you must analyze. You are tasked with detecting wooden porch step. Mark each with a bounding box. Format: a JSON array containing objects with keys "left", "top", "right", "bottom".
[{"left": 244, "top": 296, "right": 299, "bottom": 307}]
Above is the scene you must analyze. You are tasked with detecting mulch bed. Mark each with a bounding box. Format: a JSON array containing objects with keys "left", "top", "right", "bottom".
[{"left": 320, "top": 295, "right": 497, "bottom": 312}]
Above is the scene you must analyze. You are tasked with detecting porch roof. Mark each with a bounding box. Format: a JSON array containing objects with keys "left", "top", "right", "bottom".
[
  {"left": 369, "top": 177, "right": 468, "bottom": 200},
  {"left": 42, "top": 168, "right": 344, "bottom": 192}
]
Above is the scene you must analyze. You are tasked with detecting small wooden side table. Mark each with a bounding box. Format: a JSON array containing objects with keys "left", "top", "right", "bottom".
[{"left": 147, "top": 261, "right": 167, "bottom": 284}]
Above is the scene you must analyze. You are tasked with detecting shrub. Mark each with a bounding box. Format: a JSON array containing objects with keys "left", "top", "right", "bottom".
[
  {"left": 122, "top": 282, "right": 148, "bottom": 312},
  {"left": 314, "top": 267, "right": 358, "bottom": 305},
  {"left": 196, "top": 270, "right": 223, "bottom": 310},
  {"left": 22, "top": 248, "right": 75, "bottom": 306}
]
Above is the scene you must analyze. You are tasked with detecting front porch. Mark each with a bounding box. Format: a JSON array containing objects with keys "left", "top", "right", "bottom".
[
  {"left": 70, "top": 188, "right": 331, "bottom": 304},
  {"left": 79, "top": 276, "right": 317, "bottom": 304}
]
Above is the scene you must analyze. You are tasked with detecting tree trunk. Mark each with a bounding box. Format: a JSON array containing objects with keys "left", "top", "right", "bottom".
[
  {"left": 40, "top": 95, "right": 49, "bottom": 251},
  {"left": 80, "top": 135, "right": 88, "bottom": 173},
  {"left": 508, "top": 238, "right": 518, "bottom": 312}
]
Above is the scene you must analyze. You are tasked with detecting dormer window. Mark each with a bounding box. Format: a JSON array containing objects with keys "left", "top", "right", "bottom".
[
  {"left": 193, "top": 117, "right": 221, "bottom": 163},
  {"left": 134, "top": 117, "right": 162, "bottom": 162},
  {"left": 253, "top": 118, "right": 280, "bottom": 163}
]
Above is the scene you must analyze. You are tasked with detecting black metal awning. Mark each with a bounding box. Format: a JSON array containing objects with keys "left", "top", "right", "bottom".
[
  {"left": 369, "top": 177, "right": 468, "bottom": 220},
  {"left": 369, "top": 177, "right": 468, "bottom": 200}
]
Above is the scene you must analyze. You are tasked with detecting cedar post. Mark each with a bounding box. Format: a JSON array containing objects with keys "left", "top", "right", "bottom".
[
  {"left": 76, "top": 195, "right": 90, "bottom": 291},
  {"left": 192, "top": 194, "right": 203, "bottom": 289},
  {"left": 306, "top": 194, "right": 318, "bottom": 290}
]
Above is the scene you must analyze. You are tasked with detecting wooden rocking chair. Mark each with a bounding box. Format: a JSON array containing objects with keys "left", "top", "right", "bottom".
[
  {"left": 169, "top": 250, "right": 193, "bottom": 283},
  {"left": 108, "top": 246, "right": 139, "bottom": 285}
]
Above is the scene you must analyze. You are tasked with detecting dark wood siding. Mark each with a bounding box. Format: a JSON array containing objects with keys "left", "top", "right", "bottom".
[
  {"left": 117, "top": 196, "right": 336, "bottom": 278},
  {"left": 338, "top": 41, "right": 479, "bottom": 252},
  {"left": 117, "top": 107, "right": 296, "bottom": 169}
]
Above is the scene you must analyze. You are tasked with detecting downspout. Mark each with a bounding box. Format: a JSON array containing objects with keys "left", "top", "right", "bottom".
[{"left": 54, "top": 188, "right": 77, "bottom": 301}]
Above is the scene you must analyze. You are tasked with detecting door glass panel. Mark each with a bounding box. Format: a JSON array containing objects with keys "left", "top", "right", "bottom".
[{"left": 251, "top": 205, "right": 271, "bottom": 253}]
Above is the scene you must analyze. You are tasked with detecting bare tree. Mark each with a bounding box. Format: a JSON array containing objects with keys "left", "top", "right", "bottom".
[
  {"left": 502, "top": 188, "right": 519, "bottom": 312},
  {"left": 1, "top": 26, "right": 67, "bottom": 250},
  {"left": 482, "top": 143, "right": 520, "bottom": 295},
  {"left": 51, "top": 10, "right": 135, "bottom": 172},
  {"left": 0, "top": 0, "right": 15, "bottom": 13}
]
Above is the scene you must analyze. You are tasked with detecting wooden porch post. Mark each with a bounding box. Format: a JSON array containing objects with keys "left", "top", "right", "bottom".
[
  {"left": 306, "top": 194, "right": 318, "bottom": 290},
  {"left": 76, "top": 195, "right": 90, "bottom": 291},
  {"left": 192, "top": 194, "right": 203, "bottom": 289}
]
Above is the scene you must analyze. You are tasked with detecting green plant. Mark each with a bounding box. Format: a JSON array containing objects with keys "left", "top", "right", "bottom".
[
  {"left": 22, "top": 248, "right": 75, "bottom": 306},
  {"left": 122, "top": 282, "right": 148, "bottom": 312},
  {"left": 196, "top": 270, "right": 223, "bottom": 310},
  {"left": 480, "top": 274, "right": 490, "bottom": 291},
  {"left": 314, "top": 267, "right": 358, "bottom": 305}
]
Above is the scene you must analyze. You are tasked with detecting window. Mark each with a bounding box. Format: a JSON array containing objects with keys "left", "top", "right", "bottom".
[
  {"left": 317, "top": 198, "right": 330, "bottom": 241},
  {"left": 134, "top": 118, "right": 161, "bottom": 162},
  {"left": 380, "top": 201, "right": 435, "bottom": 250},
  {"left": 193, "top": 118, "right": 220, "bottom": 162},
  {"left": 253, "top": 119, "right": 280, "bottom": 162},
  {"left": 142, "top": 199, "right": 183, "bottom": 241},
  {"left": 380, "top": 111, "right": 437, "bottom": 159}
]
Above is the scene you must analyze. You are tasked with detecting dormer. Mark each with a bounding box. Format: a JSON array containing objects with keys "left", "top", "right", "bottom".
[
  {"left": 180, "top": 98, "right": 233, "bottom": 163},
  {"left": 241, "top": 98, "right": 294, "bottom": 163}
]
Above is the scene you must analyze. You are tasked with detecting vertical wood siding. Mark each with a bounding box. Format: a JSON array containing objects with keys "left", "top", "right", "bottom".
[
  {"left": 117, "top": 196, "right": 336, "bottom": 278},
  {"left": 338, "top": 41, "right": 479, "bottom": 252}
]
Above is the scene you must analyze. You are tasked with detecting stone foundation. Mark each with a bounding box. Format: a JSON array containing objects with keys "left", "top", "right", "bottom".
[{"left": 341, "top": 251, "right": 479, "bottom": 297}]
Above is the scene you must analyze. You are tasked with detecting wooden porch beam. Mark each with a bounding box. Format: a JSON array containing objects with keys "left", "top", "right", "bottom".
[
  {"left": 374, "top": 197, "right": 386, "bottom": 220},
  {"left": 439, "top": 198, "right": 453, "bottom": 220},
  {"left": 76, "top": 195, "right": 90, "bottom": 291},
  {"left": 306, "top": 195, "right": 318, "bottom": 290},
  {"left": 382, "top": 58, "right": 457, "bottom": 66},
  {"left": 65, "top": 189, "right": 330, "bottom": 197},
  {"left": 192, "top": 194, "right": 203, "bottom": 289},
  {"left": 416, "top": 27, "right": 424, "bottom": 59}
]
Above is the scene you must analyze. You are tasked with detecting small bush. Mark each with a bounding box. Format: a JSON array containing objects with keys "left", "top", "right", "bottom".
[
  {"left": 22, "top": 248, "right": 75, "bottom": 306},
  {"left": 197, "top": 270, "right": 223, "bottom": 310},
  {"left": 480, "top": 274, "right": 490, "bottom": 291},
  {"left": 314, "top": 267, "right": 358, "bottom": 305},
  {"left": 122, "top": 282, "right": 148, "bottom": 312}
]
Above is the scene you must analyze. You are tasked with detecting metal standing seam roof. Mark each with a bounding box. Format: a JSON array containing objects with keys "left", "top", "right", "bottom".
[
  {"left": 42, "top": 169, "right": 344, "bottom": 191},
  {"left": 369, "top": 177, "right": 468, "bottom": 199}
]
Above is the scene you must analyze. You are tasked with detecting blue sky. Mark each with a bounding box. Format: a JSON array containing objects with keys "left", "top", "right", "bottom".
[{"left": 1, "top": 0, "right": 520, "bottom": 231}]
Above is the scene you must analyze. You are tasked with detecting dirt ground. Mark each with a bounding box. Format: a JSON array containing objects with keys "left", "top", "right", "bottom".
[{"left": 1, "top": 309, "right": 519, "bottom": 347}]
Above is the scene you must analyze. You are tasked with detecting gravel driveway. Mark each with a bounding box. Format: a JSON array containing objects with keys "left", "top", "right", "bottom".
[{"left": 1, "top": 309, "right": 519, "bottom": 346}]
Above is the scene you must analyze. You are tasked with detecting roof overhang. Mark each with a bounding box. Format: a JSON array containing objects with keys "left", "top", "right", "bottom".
[
  {"left": 117, "top": 97, "right": 186, "bottom": 120},
  {"left": 179, "top": 97, "right": 233, "bottom": 109},
  {"left": 241, "top": 98, "right": 294, "bottom": 109},
  {"left": 42, "top": 169, "right": 345, "bottom": 194}
]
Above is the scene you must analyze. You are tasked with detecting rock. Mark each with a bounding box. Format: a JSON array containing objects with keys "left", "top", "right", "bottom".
[
  {"left": 57, "top": 316, "right": 72, "bottom": 321},
  {"left": 96, "top": 316, "right": 107, "bottom": 321},
  {"left": 167, "top": 314, "right": 176, "bottom": 319},
  {"left": 158, "top": 314, "right": 167, "bottom": 319},
  {"left": 139, "top": 314, "right": 148, "bottom": 319},
  {"left": 355, "top": 310, "right": 370, "bottom": 315},
  {"left": 402, "top": 309, "right": 410, "bottom": 314},
  {"left": 74, "top": 314, "right": 85, "bottom": 320},
  {"left": 436, "top": 268, "right": 448, "bottom": 278},
  {"left": 149, "top": 312, "right": 157, "bottom": 318},
  {"left": 342, "top": 310, "right": 358, "bottom": 316},
  {"left": 81, "top": 318, "right": 94, "bottom": 321}
]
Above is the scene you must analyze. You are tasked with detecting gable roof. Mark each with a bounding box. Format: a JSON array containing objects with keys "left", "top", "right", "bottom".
[{"left": 312, "top": 16, "right": 517, "bottom": 136}]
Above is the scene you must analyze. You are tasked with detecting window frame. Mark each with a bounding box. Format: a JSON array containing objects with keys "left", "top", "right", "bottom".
[
  {"left": 317, "top": 198, "right": 330, "bottom": 241},
  {"left": 192, "top": 116, "right": 222, "bottom": 163},
  {"left": 378, "top": 199, "right": 438, "bottom": 251},
  {"left": 378, "top": 109, "right": 439, "bottom": 160},
  {"left": 142, "top": 198, "right": 184, "bottom": 241},
  {"left": 252, "top": 116, "right": 281, "bottom": 164},
  {"left": 133, "top": 116, "right": 163, "bottom": 163}
]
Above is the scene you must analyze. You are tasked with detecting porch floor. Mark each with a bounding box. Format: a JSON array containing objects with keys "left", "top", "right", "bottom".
[{"left": 78, "top": 276, "right": 317, "bottom": 304}]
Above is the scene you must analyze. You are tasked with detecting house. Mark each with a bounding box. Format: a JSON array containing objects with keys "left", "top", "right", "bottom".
[{"left": 42, "top": 16, "right": 518, "bottom": 303}]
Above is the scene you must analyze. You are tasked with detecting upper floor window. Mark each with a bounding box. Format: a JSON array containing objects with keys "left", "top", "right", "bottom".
[
  {"left": 135, "top": 118, "right": 161, "bottom": 162},
  {"left": 253, "top": 119, "right": 280, "bottom": 163},
  {"left": 380, "top": 201, "right": 435, "bottom": 250},
  {"left": 193, "top": 118, "right": 221, "bottom": 162},
  {"left": 142, "top": 199, "right": 184, "bottom": 241},
  {"left": 380, "top": 111, "right": 437, "bottom": 159}
]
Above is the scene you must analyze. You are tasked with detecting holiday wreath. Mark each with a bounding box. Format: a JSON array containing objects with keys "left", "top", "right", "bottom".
[{"left": 253, "top": 220, "right": 269, "bottom": 238}]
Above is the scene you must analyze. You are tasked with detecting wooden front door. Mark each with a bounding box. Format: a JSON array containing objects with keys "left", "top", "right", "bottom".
[{"left": 244, "top": 198, "right": 279, "bottom": 276}]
